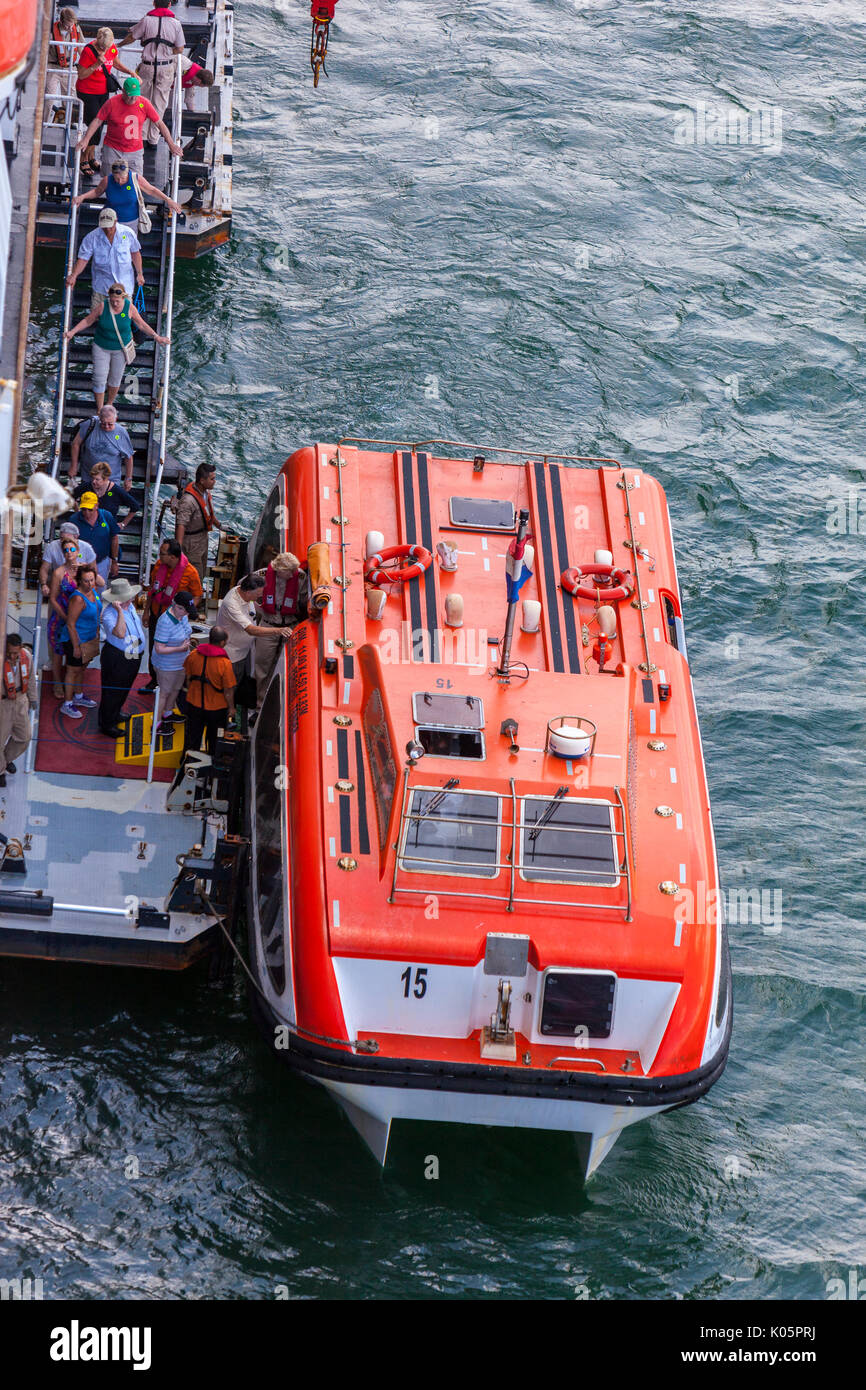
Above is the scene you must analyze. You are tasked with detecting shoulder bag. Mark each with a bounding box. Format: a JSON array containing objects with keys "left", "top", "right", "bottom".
[
  {"left": 131, "top": 172, "right": 152, "bottom": 235},
  {"left": 109, "top": 298, "right": 137, "bottom": 366}
]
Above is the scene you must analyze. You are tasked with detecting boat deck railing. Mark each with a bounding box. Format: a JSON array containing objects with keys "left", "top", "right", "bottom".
[
  {"left": 387, "top": 773, "right": 634, "bottom": 921},
  {"left": 337, "top": 436, "right": 623, "bottom": 469}
]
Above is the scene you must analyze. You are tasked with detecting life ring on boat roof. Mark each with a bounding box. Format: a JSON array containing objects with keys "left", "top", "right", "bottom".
[
  {"left": 561, "top": 563, "right": 634, "bottom": 603},
  {"left": 365, "top": 544, "right": 433, "bottom": 586}
]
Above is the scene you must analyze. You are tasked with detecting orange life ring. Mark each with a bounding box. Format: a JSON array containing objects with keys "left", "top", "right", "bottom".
[
  {"left": 561, "top": 563, "right": 633, "bottom": 603},
  {"left": 365, "top": 544, "right": 433, "bottom": 586}
]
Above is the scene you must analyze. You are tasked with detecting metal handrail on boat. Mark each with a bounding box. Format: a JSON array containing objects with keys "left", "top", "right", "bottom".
[
  {"left": 387, "top": 774, "right": 634, "bottom": 919},
  {"left": 139, "top": 56, "right": 184, "bottom": 582},
  {"left": 337, "top": 435, "right": 622, "bottom": 468},
  {"left": 24, "top": 119, "right": 83, "bottom": 772}
]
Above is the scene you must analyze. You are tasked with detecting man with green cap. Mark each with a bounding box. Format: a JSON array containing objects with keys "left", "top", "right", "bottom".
[{"left": 77, "top": 74, "right": 183, "bottom": 175}]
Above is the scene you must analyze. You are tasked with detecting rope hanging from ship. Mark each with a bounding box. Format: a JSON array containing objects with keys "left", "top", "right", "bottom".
[{"left": 310, "top": 0, "right": 339, "bottom": 87}]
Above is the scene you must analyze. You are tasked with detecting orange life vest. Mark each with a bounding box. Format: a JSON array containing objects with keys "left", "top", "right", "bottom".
[
  {"left": 3, "top": 648, "right": 31, "bottom": 698},
  {"left": 52, "top": 21, "right": 82, "bottom": 67},
  {"left": 183, "top": 482, "right": 215, "bottom": 532},
  {"left": 262, "top": 564, "right": 304, "bottom": 618}
]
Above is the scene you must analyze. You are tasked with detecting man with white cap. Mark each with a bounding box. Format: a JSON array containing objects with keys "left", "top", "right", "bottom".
[
  {"left": 251, "top": 552, "right": 310, "bottom": 695},
  {"left": 66, "top": 207, "right": 144, "bottom": 316},
  {"left": 98, "top": 577, "right": 147, "bottom": 737}
]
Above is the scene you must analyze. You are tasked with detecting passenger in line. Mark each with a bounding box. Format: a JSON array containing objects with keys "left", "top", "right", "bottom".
[
  {"left": 46, "top": 534, "right": 105, "bottom": 701},
  {"left": 73, "top": 159, "right": 182, "bottom": 234},
  {"left": 64, "top": 280, "right": 170, "bottom": 410},
  {"left": 66, "top": 207, "right": 144, "bottom": 317},
  {"left": 77, "top": 74, "right": 183, "bottom": 176},
  {"left": 216, "top": 574, "right": 269, "bottom": 684},
  {"left": 118, "top": 7, "right": 185, "bottom": 145},
  {"left": 59, "top": 565, "right": 103, "bottom": 720},
  {"left": 183, "top": 626, "right": 235, "bottom": 755},
  {"left": 179, "top": 58, "right": 215, "bottom": 112},
  {"left": 98, "top": 577, "right": 147, "bottom": 738},
  {"left": 152, "top": 591, "right": 197, "bottom": 734},
  {"left": 85, "top": 462, "right": 141, "bottom": 530},
  {"left": 45, "top": 8, "right": 83, "bottom": 125},
  {"left": 252, "top": 552, "right": 310, "bottom": 695},
  {"left": 0, "top": 635, "right": 37, "bottom": 787},
  {"left": 75, "top": 28, "right": 136, "bottom": 174},
  {"left": 39, "top": 522, "right": 96, "bottom": 600},
  {"left": 174, "top": 463, "right": 222, "bottom": 579},
  {"left": 69, "top": 405, "right": 134, "bottom": 490},
  {"left": 142, "top": 538, "right": 202, "bottom": 689},
  {"left": 73, "top": 492, "right": 119, "bottom": 585}
]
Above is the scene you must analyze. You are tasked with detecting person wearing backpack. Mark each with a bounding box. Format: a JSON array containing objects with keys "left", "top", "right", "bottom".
[
  {"left": 64, "top": 281, "right": 169, "bottom": 410},
  {"left": 68, "top": 404, "right": 135, "bottom": 490}
]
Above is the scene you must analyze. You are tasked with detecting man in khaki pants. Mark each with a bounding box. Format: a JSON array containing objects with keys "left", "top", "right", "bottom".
[{"left": 0, "top": 635, "right": 37, "bottom": 788}]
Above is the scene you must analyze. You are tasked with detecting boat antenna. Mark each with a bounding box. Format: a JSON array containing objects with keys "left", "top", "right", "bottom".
[{"left": 495, "top": 506, "right": 531, "bottom": 683}]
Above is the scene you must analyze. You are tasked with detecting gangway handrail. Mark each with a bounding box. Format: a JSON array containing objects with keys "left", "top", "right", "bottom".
[
  {"left": 140, "top": 54, "right": 183, "bottom": 582},
  {"left": 25, "top": 118, "right": 83, "bottom": 772}
]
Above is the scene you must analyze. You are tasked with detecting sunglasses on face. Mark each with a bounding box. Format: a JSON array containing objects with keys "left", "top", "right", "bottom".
[{"left": 111, "top": 165, "right": 128, "bottom": 173}]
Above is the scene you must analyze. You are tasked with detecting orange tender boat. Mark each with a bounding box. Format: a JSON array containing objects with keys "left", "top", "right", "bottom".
[{"left": 245, "top": 439, "right": 732, "bottom": 1177}]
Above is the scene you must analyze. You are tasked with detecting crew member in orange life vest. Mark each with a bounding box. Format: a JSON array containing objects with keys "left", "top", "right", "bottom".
[
  {"left": 174, "top": 463, "right": 222, "bottom": 578},
  {"left": 251, "top": 552, "right": 312, "bottom": 695},
  {"left": 45, "top": 8, "right": 83, "bottom": 123},
  {"left": 0, "top": 634, "right": 37, "bottom": 786}
]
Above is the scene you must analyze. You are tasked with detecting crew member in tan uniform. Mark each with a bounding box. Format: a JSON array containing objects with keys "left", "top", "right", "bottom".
[
  {"left": 0, "top": 635, "right": 37, "bottom": 787},
  {"left": 175, "top": 463, "right": 221, "bottom": 580}
]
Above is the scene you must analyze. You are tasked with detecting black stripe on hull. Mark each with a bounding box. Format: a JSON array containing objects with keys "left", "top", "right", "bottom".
[
  {"left": 415, "top": 452, "right": 440, "bottom": 663},
  {"left": 354, "top": 729, "right": 371, "bottom": 855},
  {"left": 337, "top": 728, "right": 349, "bottom": 779},
  {"left": 548, "top": 464, "right": 581, "bottom": 675},
  {"left": 339, "top": 797, "right": 352, "bottom": 854},
  {"left": 400, "top": 451, "right": 424, "bottom": 660},
  {"left": 532, "top": 459, "right": 565, "bottom": 673}
]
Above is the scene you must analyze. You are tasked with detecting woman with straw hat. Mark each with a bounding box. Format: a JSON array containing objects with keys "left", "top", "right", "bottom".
[{"left": 97, "top": 576, "right": 145, "bottom": 737}]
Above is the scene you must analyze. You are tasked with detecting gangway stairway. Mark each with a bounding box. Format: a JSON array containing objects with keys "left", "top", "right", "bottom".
[{"left": 57, "top": 204, "right": 175, "bottom": 580}]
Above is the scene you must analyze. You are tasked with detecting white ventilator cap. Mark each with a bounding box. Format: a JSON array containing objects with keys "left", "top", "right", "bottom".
[
  {"left": 521, "top": 599, "right": 541, "bottom": 633},
  {"left": 444, "top": 593, "right": 464, "bottom": 628},
  {"left": 594, "top": 548, "right": 614, "bottom": 568},
  {"left": 365, "top": 530, "right": 385, "bottom": 561}
]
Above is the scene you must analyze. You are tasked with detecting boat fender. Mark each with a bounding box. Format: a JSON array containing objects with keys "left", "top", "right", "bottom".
[
  {"left": 366, "top": 586, "right": 387, "bottom": 620},
  {"left": 521, "top": 599, "right": 541, "bottom": 633},
  {"left": 444, "top": 593, "right": 463, "bottom": 628},
  {"left": 560, "top": 563, "right": 633, "bottom": 603},
  {"left": 365, "top": 530, "right": 385, "bottom": 561},
  {"left": 365, "top": 544, "right": 433, "bottom": 586}
]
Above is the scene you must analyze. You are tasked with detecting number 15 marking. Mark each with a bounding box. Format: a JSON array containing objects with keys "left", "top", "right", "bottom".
[{"left": 400, "top": 966, "right": 428, "bottom": 998}]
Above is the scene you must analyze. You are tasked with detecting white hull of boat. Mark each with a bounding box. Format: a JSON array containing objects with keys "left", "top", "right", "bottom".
[{"left": 320, "top": 1077, "right": 670, "bottom": 1179}]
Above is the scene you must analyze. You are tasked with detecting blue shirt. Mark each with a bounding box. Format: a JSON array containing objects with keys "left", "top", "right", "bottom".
[
  {"left": 102, "top": 601, "right": 145, "bottom": 657},
  {"left": 77, "top": 224, "right": 141, "bottom": 296},
  {"left": 153, "top": 610, "right": 191, "bottom": 671},
  {"left": 74, "top": 509, "right": 118, "bottom": 563},
  {"left": 76, "top": 418, "right": 134, "bottom": 484},
  {"left": 60, "top": 591, "right": 102, "bottom": 645},
  {"left": 106, "top": 176, "right": 140, "bottom": 226}
]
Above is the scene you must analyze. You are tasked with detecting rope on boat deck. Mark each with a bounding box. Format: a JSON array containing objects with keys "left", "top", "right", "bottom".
[{"left": 199, "top": 888, "right": 379, "bottom": 1055}]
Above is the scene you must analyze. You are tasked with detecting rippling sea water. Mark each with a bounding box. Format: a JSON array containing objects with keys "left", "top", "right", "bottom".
[{"left": 5, "top": 0, "right": 866, "bottom": 1299}]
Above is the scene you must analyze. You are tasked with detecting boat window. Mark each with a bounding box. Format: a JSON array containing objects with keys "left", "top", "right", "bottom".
[
  {"left": 254, "top": 673, "right": 286, "bottom": 994},
  {"left": 539, "top": 971, "right": 616, "bottom": 1038},
  {"left": 399, "top": 788, "right": 500, "bottom": 877},
  {"left": 251, "top": 477, "right": 285, "bottom": 573},
  {"left": 416, "top": 727, "right": 485, "bottom": 759},
  {"left": 412, "top": 692, "right": 484, "bottom": 729},
  {"left": 448, "top": 496, "right": 516, "bottom": 531},
  {"left": 520, "top": 796, "right": 619, "bottom": 886}
]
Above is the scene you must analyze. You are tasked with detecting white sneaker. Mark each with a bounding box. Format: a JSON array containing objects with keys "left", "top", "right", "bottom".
[
  {"left": 73, "top": 694, "right": 97, "bottom": 708},
  {"left": 60, "top": 701, "right": 83, "bottom": 719}
]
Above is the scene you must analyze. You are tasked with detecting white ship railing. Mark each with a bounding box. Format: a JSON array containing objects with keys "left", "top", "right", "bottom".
[{"left": 140, "top": 55, "right": 183, "bottom": 582}]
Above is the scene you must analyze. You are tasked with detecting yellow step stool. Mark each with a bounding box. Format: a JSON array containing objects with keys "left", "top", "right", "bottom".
[{"left": 115, "top": 711, "right": 184, "bottom": 768}]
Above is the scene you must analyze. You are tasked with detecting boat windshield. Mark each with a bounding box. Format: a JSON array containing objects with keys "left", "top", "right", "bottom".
[
  {"left": 399, "top": 788, "right": 500, "bottom": 878},
  {"left": 520, "top": 796, "right": 619, "bottom": 886}
]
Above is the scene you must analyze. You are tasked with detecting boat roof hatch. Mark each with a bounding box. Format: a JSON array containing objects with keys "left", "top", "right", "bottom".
[{"left": 448, "top": 496, "right": 516, "bottom": 531}]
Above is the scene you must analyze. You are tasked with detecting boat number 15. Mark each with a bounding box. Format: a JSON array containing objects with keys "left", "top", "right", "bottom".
[{"left": 400, "top": 966, "right": 428, "bottom": 998}]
